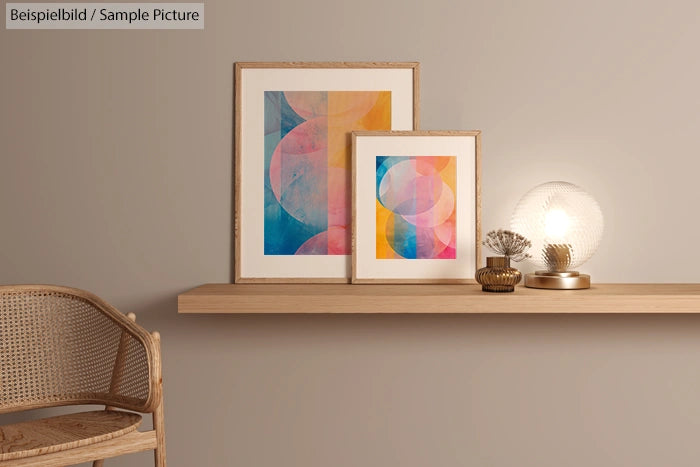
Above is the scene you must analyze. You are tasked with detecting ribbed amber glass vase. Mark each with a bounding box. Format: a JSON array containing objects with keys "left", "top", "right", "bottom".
[{"left": 475, "top": 256, "right": 522, "bottom": 293}]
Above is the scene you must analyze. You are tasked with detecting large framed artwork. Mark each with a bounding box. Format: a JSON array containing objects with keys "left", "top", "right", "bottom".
[
  {"left": 352, "top": 131, "right": 481, "bottom": 284},
  {"left": 235, "top": 62, "right": 420, "bottom": 283}
]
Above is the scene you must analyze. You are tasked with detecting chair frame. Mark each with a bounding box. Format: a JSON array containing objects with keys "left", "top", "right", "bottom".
[{"left": 0, "top": 285, "right": 166, "bottom": 467}]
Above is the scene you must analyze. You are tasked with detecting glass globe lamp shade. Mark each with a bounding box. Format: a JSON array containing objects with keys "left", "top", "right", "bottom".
[{"left": 511, "top": 181, "right": 604, "bottom": 289}]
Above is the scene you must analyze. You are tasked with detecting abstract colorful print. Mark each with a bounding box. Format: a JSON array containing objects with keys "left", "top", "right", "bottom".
[
  {"left": 264, "top": 91, "right": 391, "bottom": 255},
  {"left": 375, "top": 156, "right": 457, "bottom": 259}
]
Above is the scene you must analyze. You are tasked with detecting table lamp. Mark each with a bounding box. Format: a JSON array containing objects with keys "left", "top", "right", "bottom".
[{"left": 511, "top": 181, "right": 604, "bottom": 289}]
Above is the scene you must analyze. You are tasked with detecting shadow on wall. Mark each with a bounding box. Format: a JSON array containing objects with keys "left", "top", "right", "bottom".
[{"left": 156, "top": 305, "right": 700, "bottom": 344}]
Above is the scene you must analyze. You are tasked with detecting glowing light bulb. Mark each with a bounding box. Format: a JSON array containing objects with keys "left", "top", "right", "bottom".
[{"left": 544, "top": 209, "right": 570, "bottom": 240}]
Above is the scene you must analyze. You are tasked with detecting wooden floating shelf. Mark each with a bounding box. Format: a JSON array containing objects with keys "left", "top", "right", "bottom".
[{"left": 177, "top": 283, "right": 700, "bottom": 314}]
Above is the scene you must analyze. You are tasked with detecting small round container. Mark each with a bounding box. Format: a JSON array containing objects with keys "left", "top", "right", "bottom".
[{"left": 475, "top": 256, "right": 522, "bottom": 293}]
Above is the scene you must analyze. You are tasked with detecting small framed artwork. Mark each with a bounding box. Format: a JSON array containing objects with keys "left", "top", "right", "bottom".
[
  {"left": 352, "top": 130, "right": 481, "bottom": 284},
  {"left": 235, "top": 62, "right": 420, "bottom": 283}
]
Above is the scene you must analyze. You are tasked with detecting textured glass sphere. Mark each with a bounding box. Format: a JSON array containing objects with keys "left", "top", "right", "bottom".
[{"left": 511, "top": 181, "right": 604, "bottom": 271}]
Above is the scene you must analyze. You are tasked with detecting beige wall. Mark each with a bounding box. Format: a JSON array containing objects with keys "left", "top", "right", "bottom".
[{"left": 3, "top": 1, "right": 700, "bottom": 466}]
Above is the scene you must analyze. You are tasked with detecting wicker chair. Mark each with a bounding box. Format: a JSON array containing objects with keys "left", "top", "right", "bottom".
[{"left": 0, "top": 285, "right": 166, "bottom": 466}]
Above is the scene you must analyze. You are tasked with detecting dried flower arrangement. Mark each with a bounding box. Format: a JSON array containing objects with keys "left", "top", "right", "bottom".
[{"left": 482, "top": 229, "right": 532, "bottom": 262}]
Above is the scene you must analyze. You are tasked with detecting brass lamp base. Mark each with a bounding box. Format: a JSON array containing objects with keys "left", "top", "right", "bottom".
[{"left": 524, "top": 271, "right": 590, "bottom": 289}]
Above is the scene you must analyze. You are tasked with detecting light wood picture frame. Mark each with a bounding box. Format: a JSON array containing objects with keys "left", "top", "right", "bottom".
[
  {"left": 352, "top": 130, "right": 481, "bottom": 284},
  {"left": 234, "top": 62, "right": 420, "bottom": 283}
]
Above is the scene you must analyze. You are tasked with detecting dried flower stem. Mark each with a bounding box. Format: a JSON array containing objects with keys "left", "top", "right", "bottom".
[{"left": 482, "top": 229, "right": 532, "bottom": 262}]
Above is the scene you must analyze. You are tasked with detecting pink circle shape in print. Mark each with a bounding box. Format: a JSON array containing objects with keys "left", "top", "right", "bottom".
[
  {"left": 401, "top": 181, "right": 455, "bottom": 228},
  {"left": 295, "top": 226, "right": 347, "bottom": 255},
  {"left": 268, "top": 117, "right": 328, "bottom": 229},
  {"left": 377, "top": 159, "right": 443, "bottom": 216}
]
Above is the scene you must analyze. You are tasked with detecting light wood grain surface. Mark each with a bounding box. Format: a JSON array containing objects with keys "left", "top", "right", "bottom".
[
  {"left": 0, "top": 431, "right": 156, "bottom": 467},
  {"left": 0, "top": 411, "right": 141, "bottom": 461},
  {"left": 177, "top": 283, "right": 700, "bottom": 314}
]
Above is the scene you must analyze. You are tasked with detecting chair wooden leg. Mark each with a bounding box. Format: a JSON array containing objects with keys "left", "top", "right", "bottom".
[
  {"left": 153, "top": 400, "right": 166, "bottom": 467},
  {"left": 152, "top": 331, "right": 166, "bottom": 467}
]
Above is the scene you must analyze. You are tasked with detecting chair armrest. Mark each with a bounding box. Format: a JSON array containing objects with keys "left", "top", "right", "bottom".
[{"left": 77, "top": 288, "right": 163, "bottom": 413}]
